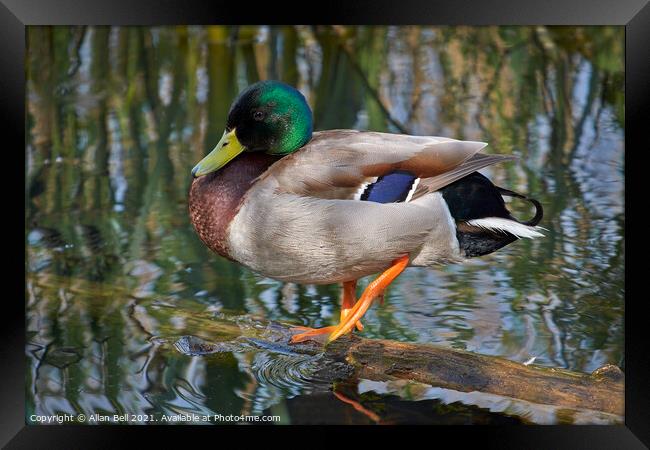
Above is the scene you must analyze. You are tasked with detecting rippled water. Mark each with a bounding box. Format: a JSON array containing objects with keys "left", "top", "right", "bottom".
[{"left": 26, "top": 25, "right": 624, "bottom": 424}]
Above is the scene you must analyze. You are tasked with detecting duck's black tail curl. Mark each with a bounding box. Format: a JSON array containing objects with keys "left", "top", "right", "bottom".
[
  {"left": 496, "top": 187, "right": 544, "bottom": 227},
  {"left": 440, "top": 171, "right": 544, "bottom": 258}
]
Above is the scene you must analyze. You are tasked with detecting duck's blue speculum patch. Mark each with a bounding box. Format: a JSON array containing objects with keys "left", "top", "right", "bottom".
[{"left": 361, "top": 171, "right": 419, "bottom": 203}]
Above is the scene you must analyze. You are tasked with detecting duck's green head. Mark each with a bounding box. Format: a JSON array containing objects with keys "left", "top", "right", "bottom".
[{"left": 192, "top": 80, "right": 313, "bottom": 177}]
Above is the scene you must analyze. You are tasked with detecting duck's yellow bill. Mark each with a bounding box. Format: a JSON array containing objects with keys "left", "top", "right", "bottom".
[{"left": 192, "top": 129, "right": 244, "bottom": 177}]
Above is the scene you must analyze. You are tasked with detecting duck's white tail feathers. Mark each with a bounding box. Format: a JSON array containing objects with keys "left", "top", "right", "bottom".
[{"left": 466, "top": 217, "right": 545, "bottom": 239}]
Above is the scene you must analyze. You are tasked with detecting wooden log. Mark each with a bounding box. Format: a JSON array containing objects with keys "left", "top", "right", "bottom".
[
  {"left": 326, "top": 335, "right": 624, "bottom": 417},
  {"left": 170, "top": 315, "right": 624, "bottom": 419}
]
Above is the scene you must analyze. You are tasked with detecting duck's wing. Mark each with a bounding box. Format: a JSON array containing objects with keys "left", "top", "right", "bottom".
[
  {"left": 264, "top": 130, "right": 513, "bottom": 200},
  {"left": 411, "top": 153, "right": 517, "bottom": 200}
]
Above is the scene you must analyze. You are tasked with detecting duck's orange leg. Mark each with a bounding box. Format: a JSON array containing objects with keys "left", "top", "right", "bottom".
[
  {"left": 290, "top": 255, "right": 409, "bottom": 344},
  {"left": 290, "top": 280, "right": 362, "bottom": 343},
  {"left": 327, "top": 255, "right": 409, "bottom": 343},
  {"left": 341, "top": 280, "right": 363, "bottom": 331}
]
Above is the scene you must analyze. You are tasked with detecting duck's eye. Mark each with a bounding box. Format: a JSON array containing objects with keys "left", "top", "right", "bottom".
[{"left": 253, "top": 110, "right": 265, "bottom": 121}]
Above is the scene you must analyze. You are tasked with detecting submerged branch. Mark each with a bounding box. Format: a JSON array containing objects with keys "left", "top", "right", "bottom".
[{"left": 169, "top": 313, "right": 624, "bottom": 418}]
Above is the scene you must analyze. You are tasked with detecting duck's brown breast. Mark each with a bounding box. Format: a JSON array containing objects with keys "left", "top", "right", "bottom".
[{"left": 188, "top": 152, "right": 280, "bottom": 259}]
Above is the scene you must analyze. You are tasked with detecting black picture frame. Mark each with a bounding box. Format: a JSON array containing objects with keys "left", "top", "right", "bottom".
[{"left": 5, "top": 0, "right": 648, "bottom": 447}]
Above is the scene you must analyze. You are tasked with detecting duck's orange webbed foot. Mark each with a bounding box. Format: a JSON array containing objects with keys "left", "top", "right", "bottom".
[
  {"left": 289, "top": 326, "right": 337, "bottom": 343},
  {"left": 289, "top": 279, "right": 362, "bottom": 344},
  {"left": 327, "top": 255, "right": 409, "bottom": 343},
  {"left": 289, "top": 256, "right": 409, "bottom": 345}
]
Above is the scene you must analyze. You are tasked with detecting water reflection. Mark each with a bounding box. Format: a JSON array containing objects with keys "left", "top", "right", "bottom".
[{"left": 26, "top": 25, "right": 624, "bottom": 424}]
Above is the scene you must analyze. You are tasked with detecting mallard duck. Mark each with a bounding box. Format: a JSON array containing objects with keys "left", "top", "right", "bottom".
[{"left": 189, "top": 80, "right": 543, "bottom": 344}]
